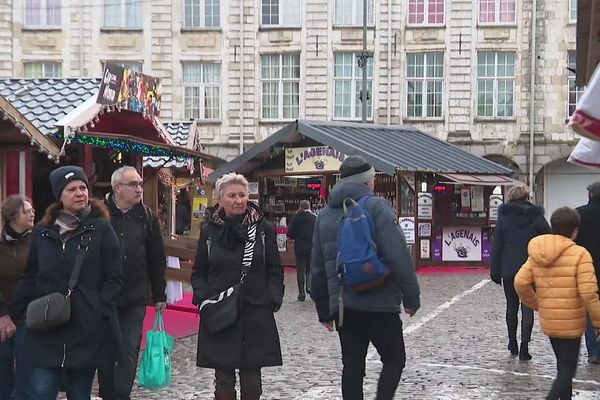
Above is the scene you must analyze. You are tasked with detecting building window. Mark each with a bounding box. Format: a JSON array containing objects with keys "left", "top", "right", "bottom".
[
  {"left": 334, "top": 53, "right": 373, "bottom": 120},
  {"left": 24, "top": 62, "right": 62, "bottom": 78},
  {"left": 569, "top": 0, "right": 577, "bottom": 22},
  {"left": 261, "top": 0, "right": 301, "bottom": 26},
  {"left": 261, "top": 54, "right": 300, "bottom": 120},
  {"left": 183, "top": 63, "right": 221, "bottom": 120},
  {"left": 335, "top": 0, "right": 374, "bottom": 26},
  {"left": 477, "top": 52, "right": 515, "bottom": 118},
  {"left": 406, "top": 52, "right": 443, "bottom": 118},
  {"left": 103, "top": 61, "right": 143, "bottom": 72},
  {"left": 184, "top": 0, "right": 220, "bottom": 28},
  {"left": 25, "top": 0, "right": 61, "bottom": 27},
  {"left": 408, "top": 0, "right": 444, "bottom": 25},
  {"left": 479, "top": 0, "right": 516, "bottom": 24},
  {"left": 568, "top": 52, "right": 585, "bottom": 117},
  {"left": 104, "top": 0, "right": 142, "bottom": 28}
]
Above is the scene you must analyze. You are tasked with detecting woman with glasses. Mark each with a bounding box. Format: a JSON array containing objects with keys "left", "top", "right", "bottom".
[{"left": 0, "top": 195, "right": 35, "bottom": 400}]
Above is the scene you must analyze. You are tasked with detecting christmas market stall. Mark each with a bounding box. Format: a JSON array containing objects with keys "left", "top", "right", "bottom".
[{"left": 210, "top": 120, "right": 519, "bottom": 267}]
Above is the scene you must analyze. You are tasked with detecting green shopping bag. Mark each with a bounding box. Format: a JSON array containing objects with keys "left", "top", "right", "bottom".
[{"left": 138, "top": 311, "right": 175, "bottom": 390}]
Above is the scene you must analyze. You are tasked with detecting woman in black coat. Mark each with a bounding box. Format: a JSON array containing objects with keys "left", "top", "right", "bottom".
[
  {"left": 11, "top": 166, "right": 123, "bottom": 400},
  {"left": 491, "top": 184, "right": 550, "bottom": 361},
  {"left": 191, "top": 172, "right": 284, "bottom": 400}
]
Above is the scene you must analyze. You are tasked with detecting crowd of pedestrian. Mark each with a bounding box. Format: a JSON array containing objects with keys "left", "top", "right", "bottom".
[{"left": 1, "top": 158, "right": 600, "bottom": 400}]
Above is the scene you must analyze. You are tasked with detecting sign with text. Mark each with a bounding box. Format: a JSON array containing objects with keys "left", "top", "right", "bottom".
[
  {"left": 489, "top": 195, "right": 504, "bottom": 221},
  {"left": 285, "top": 146, "right": 346, "bottom": 173},
  {"left": 442, "top": 227, "right": 482, "bottom": 262},
  {"left": 398, "top": 217, "right": 415, "bottom": 244},
  {"left": 417, "top": 192, "right": 433, "bottom": 219},
  {"left": 97, "top": 63, "right": 162, "bottom": 116}
]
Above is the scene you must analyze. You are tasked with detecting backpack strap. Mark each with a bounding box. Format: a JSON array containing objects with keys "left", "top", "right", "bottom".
[{"left": 357, "top": 195, "right": 376, "bottom": 238}]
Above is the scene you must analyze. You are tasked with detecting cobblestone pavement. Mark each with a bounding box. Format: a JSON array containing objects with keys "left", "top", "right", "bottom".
[{"left": 114, "top": 269, "right": 600, "bottom": 399}]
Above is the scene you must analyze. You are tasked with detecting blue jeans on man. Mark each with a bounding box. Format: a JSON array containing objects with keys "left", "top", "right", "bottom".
[
  {"left": 29, "top": 367, "right": 95, "bottom": 400},
  {"left": 585, "top": 312, "right": 600, "bottom": 362},
  {"left": 0, "top": 324, "right": 28, "bottom": 400}
]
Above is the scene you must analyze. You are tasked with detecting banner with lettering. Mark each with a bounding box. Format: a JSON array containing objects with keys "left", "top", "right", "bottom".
[
  {"left": 97, "top": 63, "right": 162, "bottom": 117},
  {"left": 285, "top": 146, "right": 346, "bottom": 173},
  {"left": 442, "top": 227, "right": 482, "bottom": 262}
]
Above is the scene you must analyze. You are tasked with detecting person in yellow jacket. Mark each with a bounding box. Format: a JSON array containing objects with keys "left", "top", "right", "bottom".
[{"left": 515, "top": 206, "right": 600, "bottom": 400}]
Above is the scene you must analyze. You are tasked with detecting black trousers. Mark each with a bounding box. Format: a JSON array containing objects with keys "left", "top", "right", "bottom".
[
  {"left": 215, "top": 368, "right": 262, "bottom": 394},
  {"left": 503, "top": 276, "right": 534, "bottom": 343},
  {"left": 547, "top": 337, "right": 581, "bottom": 400},
  {"left": 295, "top": 252, "right": 310, "bottom": 298},
  {"left": 337, "top": 309, "right": 406, "bottom": 400},
  {"left": 98, "top": 305, "right": 147, "bottom": 400}
]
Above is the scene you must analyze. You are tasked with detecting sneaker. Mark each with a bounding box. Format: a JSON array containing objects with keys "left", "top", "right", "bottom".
[{"left": 588, "top": 355, "right": 600, "bottom": 364}]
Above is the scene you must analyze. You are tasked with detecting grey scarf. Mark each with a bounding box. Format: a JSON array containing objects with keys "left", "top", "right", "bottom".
[{"left": 55, "top": 205, "right": 91, "bottom": 237}]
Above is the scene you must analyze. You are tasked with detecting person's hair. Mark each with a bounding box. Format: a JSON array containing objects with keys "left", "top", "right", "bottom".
[
  {"left": 299, "top": 200, "right": 310, "bottom": 211},
  {"left": 507, "top": 185, "right": 531, "bottom": 202},
  {"left": 215, "top": 172, "right": 249, "bottom": 198},
  {"left": 110, "top": 166, "right": 139, "bottom": 189},
  {"left": 1, "top": 195, "right": 32, "bottom": 228},
  {"left": 550, "top": 207, "right": 580, "bottom": 238}
]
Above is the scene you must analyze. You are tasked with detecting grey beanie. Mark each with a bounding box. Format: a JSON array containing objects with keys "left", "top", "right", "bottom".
[
  {"left": 340, "top": 155, "right": 375, "bottom": 184},
  {"left": 49, "top": 166, "right": 89, "bottom": 200}
]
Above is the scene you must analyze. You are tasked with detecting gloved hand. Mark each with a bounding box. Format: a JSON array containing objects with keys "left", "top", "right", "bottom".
[{"left": 491, "top": 275, "right": 502, "bottom": 285}]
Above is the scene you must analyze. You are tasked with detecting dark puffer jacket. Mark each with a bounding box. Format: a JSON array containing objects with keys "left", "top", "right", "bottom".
[
  {"left": 11, "top": 200, "right": 123, "bottom": 369},
  {"left": 310, "top": 182, "right": 421, "bottom": 322},
  {"left": 491, "top": 199, "right": 551, "bottom": 279},
  {"left": 576, "top": 197, "right": 600, "bottom": 283},
  {"left": 0, "top": 230, "right": 31, "bottom": 319},
  {"left": 191, "top": 202, "right": 284, "bottom": 369},
  {"left": 287, "top": 210, "right": 316, "bottom": 256}
]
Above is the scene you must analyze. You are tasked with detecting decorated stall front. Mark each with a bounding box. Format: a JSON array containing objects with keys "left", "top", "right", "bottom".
[{"left": 210, "top": 120, "right": 517, "bottom": 267}]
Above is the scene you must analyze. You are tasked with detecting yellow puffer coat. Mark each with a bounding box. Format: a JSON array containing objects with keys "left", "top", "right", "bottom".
[{"left": 514, "top": 234, "right": 600, "bottom": 338}]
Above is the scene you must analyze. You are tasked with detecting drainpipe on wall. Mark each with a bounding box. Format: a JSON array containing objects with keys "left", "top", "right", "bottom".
[
  {"left": 239, "top": 0, "right": 245, "bottom": 155},
  {"left": 79, "top": 0, "right": 84, "bottom": 75},
  {"left": 387, "top": 0, "right": 392, "bottom": 125},
  {"left": 528, "top": 0, "right": 537, "bottom": 191}
]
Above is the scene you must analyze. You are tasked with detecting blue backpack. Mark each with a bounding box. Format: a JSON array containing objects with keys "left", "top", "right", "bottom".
[{"left": 336, "top": 195, "right": 391, "bottom": 293}]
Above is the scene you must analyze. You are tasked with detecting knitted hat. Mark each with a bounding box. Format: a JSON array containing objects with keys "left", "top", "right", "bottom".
[
  {"left": 340, "top": 155, "right": 375, "bottom": 184},
  {"left": 587, "top": 181, "right": 600, "bottom": 198},
  {"left": 49, "top": 166, "right": 89, "bottom": 200}
]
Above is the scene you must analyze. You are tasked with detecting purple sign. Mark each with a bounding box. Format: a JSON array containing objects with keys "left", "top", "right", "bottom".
[
  {"left": 481, "top": 229, "right": 491, "bottom": 263},
  {"left": 432, "top": 232, "right": 442, "bottom": 262}
]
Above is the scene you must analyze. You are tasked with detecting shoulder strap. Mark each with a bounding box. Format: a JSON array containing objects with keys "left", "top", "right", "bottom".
[
  {"left": 67, "top": 232, "right": 92, "bottom": 295},
  {"left": 240, "top": 224, "right": 257, "bottom": 283}
]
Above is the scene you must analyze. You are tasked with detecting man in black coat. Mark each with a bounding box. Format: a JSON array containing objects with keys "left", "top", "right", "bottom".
[
  {"left": 287, "top": 200, "right": 316, "bottom": 301},
  {"left": 98, "top": 166, "right": 167, "bottom": 400},
  {"left": 576, "top": 181, "right": 600, "bottom": 364}
]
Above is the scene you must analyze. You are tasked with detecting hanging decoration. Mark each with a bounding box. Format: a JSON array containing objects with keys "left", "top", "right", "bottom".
[{"left": 157, "top": 168, "right": 177, "bottom": 188}]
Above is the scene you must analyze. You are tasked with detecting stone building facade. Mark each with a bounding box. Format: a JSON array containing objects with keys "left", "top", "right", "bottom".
[{"left": 0, "top": 0, "right": 596, "bottom": 211}]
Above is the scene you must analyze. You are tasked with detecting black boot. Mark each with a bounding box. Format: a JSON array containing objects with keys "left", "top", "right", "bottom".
[
  {"left": 508, "top": 340, "right": 518, "bottom": 356},
  {"left": 240, "top": 387, "right": 262, "bottom": 400},
  {"left": 215, "top": 389, "right": 237, "bottom": 400},
  {"left": 519, "top": 342, "right": 532, "bottom": 361}
]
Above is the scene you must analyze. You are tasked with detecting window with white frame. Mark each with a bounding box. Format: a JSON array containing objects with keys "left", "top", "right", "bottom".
[
  {"left": 479, "top": 0, "right": 516, "bottom": 24},
  {"left": 569, "top": 0, "right": 577, "bottom": 22},
  {"left": 477, "top": 52, "right": 515, "bottom": 118},
  {"left": 103, "top": 61, "right": 143, "bottom": 72},
  {"left": 408, "top": 0, "right": 444, "bottom": 25},
  {"left": 568, "top": 52, "right": 585, "bottom": 117},
  {"left": 184, "top": 0, "right": 220, "bottom": 28},
  {"left": 406, "top": 52, "right": 443, "bottom": 118},
  {"left": 335, "top": 0, "right": 374, "bottom": 25},
  {"left": 183, "top": 63, "right": 221, "bottom": 120},
  {"left": 334, "top": 53, "right": 373, "bottom": 120},
  {"left": 25, "top": 0, "right": 61, "bottom": 27},
  {"left": 104, "top": 0, "right": 142, "bottom": 28},
  {"left": 261, "top": 0, "right": 301, "bottom": 26},
  {"left": 261, "top": 54, "right": 300, "bottom": 120},
  {"left": 24, "top": 62, "right": 62, "bottom": 78}
]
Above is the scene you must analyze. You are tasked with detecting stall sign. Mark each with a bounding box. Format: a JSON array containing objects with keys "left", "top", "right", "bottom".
[
  {"left": 460, "top": 188, "right": 471, "bottom": 211},
  {"left": 398, "top": 217, "right": 415, "bottom": 244},
  {"left": 417, "top": 193, "right": 433, "bottom": 219},
  {"left": 248, "top": 182, "right": 259, "bottom": 195},
  {"left": 420, "top": 239, "right": 430, "bottom": 259},
  {"left": 192, "top": 197, "right": 208, "bottom": 220},
  {"left": 418, "top": 223, "right": 431, "bottom": 237},
  {"left": 489, "top": 195, "right": 503, "bottom": 221},
  {"left": 471, "top": 186, "right": 484, "bottom": 212},
  {"left": 442, "top": 227, "right": 482, "bottom": 262},
  {"left": 481, "top": 230, "right": 491, "bottom": 262},
  {"left": 97, "top": 63, "right": 161, "bottom": 116},
  {"left": 285, "top": 146, "right": 346, "bottom": 173},
  {"left": 275, "top": 226, "right": 288, "bottom": 252},
  {"left": 432, "top": 232, "right": 442, "bottom": 262}
]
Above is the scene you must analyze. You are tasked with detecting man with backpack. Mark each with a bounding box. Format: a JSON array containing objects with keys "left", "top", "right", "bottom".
[
  {"left": 98, "top": 166, "right": 167, "bottom": 400},
  {"left": 310, "top": 155, "right": 420, "bottom": 400}
]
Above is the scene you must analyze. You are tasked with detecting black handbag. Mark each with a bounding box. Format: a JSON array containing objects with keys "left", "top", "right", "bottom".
[
  {"left": 199, "top": 223, "right": 257, "bottom": 335},
  {"left": 25, "top": 234, "right": 92, "bottom": 331}
]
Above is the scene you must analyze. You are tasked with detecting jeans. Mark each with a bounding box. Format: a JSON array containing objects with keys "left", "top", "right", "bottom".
[
  {"left": 584, "top": 312, "right": 600, "bottom": 357},
  {"left": 337, "top": 309, "right": 406, "bottom": 400},
  {"left": 547, "top": 337, "right": 581, "bottom": 400},
  {"left": 29, "top": 367, "right": 95, "bottom": 400},
  {"left": 295, "top": 252, "right": 310, "bottom": 299},
  {"left": 503, "top": 276, "right": 534, "bottom": 343},
  {"left": 0, "top": 324, "right": 28, "bottom": 400},
  {"left": 98, "top": 305, "right": 146, "bottom": 400}
]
